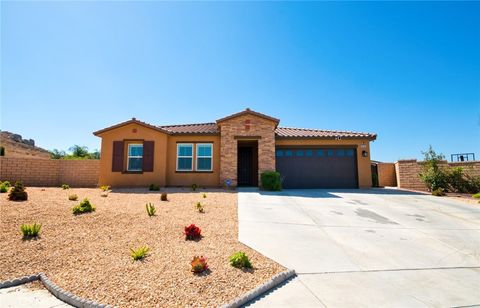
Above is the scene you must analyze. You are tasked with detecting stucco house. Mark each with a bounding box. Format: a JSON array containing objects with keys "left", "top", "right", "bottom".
[{"left": 93, "top": 108, "right": 376, "bottom": 188}]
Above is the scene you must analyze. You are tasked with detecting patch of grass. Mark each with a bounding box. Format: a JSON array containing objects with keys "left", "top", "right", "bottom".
[
  {"left": 68, "top": 194, "right": 78, "bottom": 201},
  {"left": 130, "top": 246, "right": 149, "bottom": 261},
  {"left": 146, "top": 203, "right": 156, "bottom": 217},
  {"left": 61, "top": 184, "right": 70, "bottom": 190},
  {"left": 160, "top": 193, "right": 168, "bottom": 201},
  {"left": 472, "top": 192, "right": 480, "bottom": 199},
  {"left": 72, "top": 198, "right": 96, "bottom": 215},
  {"left": 149, "top": 184, "right": 160, "bottom": 191},
  {"left": 20, "top": 223, "right": 41, "bottom": 238},
  {"left": 229, "top": 251, "right": 252, "bottom": 269}
]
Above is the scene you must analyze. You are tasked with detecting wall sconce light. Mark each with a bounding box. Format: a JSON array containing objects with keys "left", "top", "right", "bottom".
[{"left": 362, "top": 150, "right": 368, "bottom": 157}]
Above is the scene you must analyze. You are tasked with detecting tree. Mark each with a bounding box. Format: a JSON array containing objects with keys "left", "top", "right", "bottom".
[
  {"left": 419, "top": 146, "right": 448, "bottom": 191},
  {"left": 50, "top": 149, "right": 66, "bottom": 159},
  {"left": 69, "top": 145, "right": 89, "bottom": 158}
]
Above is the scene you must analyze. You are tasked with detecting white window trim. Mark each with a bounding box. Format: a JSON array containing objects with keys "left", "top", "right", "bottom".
[
  {"left": 176, "top": 143, "right": 194, "bottom": 171},
  {"left": 127, "top": 143, "right": 143, "bottom": 172},
  {"left": 195, "top": 143, "right": 213, "bottom": 172}
]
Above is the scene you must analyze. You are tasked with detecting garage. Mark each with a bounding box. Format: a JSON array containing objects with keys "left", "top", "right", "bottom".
[{"left": 275, "top": 147, "right": 358, "bottom": 188}]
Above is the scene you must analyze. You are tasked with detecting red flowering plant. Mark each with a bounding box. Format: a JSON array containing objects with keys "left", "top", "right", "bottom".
[
  {"left": 191, "top": 256, "right": 208, "bottom": 273},
  {"left": 184, "top": 224, "right": 202, "bottom": 240}
]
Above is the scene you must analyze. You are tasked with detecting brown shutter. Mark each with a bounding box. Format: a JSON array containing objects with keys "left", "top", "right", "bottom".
[
  {"left": 142, "top": 141, "right": 154, "bottom": 172},
  {"left": 112, "top": 141, "right": 124, "bottom": 172}
]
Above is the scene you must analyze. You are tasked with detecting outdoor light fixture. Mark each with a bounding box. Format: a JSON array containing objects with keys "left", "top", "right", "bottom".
[{"left": 362, "top": 150, "right": 368, "bottom": 157}]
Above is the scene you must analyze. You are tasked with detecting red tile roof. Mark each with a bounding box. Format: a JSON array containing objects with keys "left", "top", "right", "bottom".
[
  {"left": 275, "top": 127, "right": 376, "bottom": 140},
  {"left": 159, "top": 123, "right": 219, "bottom": 134}
]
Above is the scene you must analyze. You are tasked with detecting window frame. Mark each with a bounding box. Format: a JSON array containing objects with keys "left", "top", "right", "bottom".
[
  {"left": 176, "top": 143, "right": 194, "bottom": 172},
  {"left": 195, "top": 143, "right": 213, "bottom": 172},
  {"left": 127, "top": 143, "right": 143, "bottom": 172}
]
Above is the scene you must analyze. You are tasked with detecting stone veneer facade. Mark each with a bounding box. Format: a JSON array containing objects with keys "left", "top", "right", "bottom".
[{"left": 218, "top": 114, "right": 277, "bottom": 186}]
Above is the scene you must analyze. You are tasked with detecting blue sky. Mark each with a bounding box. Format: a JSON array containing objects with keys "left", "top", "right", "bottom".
[{"left": 1, "top": 1, "right": 479, "bottom": 162}]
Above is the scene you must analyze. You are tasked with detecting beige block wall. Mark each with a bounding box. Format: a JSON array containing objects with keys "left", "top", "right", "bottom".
[
  {"left": 166, "top": 135, "right": 221, "bottom": 187},
  {"left": 377, "top": 162, "right": 397, "bottom": 187},
  {"left": 0, "top": 157, "right": 99, "bottom": 187},
  {"left": 275, "top": 138, "right": 373, "bottom": 188},
  {"left": 218, "top": 115, "right": 277, "bottom": 186},
  {"left": 96, "top": 123, "right": 168, "bottom": 187}
]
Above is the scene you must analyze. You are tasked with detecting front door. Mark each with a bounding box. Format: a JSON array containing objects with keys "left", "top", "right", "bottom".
[{"left": 237, "top": 143, "right": 258, "bottom": 186}]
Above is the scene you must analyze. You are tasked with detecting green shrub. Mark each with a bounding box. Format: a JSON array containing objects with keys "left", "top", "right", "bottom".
[
  {"left": 419, "top": 146, "right": 448, "bottom": 191},
  {"left": 261, "top": 171, "right": 282, "bottom": 191},
  {"left": 1, "top": 181, "right": 11, "bottom": 188},
  {"left": 68, "top": 194, "right": 78, "bottom": 201},
  {"left": 130, "top": 246, "right": 149, "bottom": 261},
  {"left": 472, "top": 193, "right": 480, "bottom": 199},
  {"left": 100, "top": 185, "right": 110, "bottom": 192},
  {"left": 61, "top": 184, "right": 70, "bottom": 190},
  {"left": 0, "top": 183, "right": 9, "bottom": 193},
  {"left": 8, "top": 181, "right": 28, "bottom": 201},
  {"left": 191, "top": 184, "right": 198, "bottom": 191},
  {"left": 149, "top": 184, "right": 160, "bottom": 191},
  {"left": 432, "top": 188, "right": 446, "bottom": 196},
  {"left": 72, "top": 198, "right": 96, "bottom": 214},
  {"left": 161, "top": 193, "right": 168, "bottom": 201},
  {"left": 146, "top": 203, "right": 156, "bottom": 217},
  {"left": 229, "top": 251, "right": 252, "bottom": 269},
  {"left": 20, "top": 223, "right": 41, "bottom": 238},
  {"left": 196, "top": 202, "right": 204, "bottom": 213}
]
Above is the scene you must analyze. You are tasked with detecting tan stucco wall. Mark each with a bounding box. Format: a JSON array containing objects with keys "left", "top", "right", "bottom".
[
  {"left": 218, "top": 115, "right": 277, "bottom": 186},
  {"left": 97, "top": 123, "right": 168, "bottom": 187},
  {"left": 166, "top": 135, "right": 221, "bottom": 187},
  {"left": 275, "top": 138, "right": 373, "bottom": 188}
]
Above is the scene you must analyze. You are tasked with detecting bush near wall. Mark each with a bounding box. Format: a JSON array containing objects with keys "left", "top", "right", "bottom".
[{"left": 261, "top": 171, "right": 282, "bottom": 191}]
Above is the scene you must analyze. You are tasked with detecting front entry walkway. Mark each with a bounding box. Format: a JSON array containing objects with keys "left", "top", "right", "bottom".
[{"left": 238, "top": 188, "right": 480, "bottom": 307}]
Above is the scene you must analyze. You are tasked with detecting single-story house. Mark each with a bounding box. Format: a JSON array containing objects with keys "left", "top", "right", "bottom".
[{"left": 93, "top": 108, "right": 376, "bottom": 188}]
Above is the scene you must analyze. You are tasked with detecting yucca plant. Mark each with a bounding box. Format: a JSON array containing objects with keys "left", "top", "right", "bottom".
[
  {"left": 130, "top": 246, "right": 149, "bottom": 261},
  {"left": 146, "top": 203, "right": 156, "bottom": 217},
  {"left": 195, "top": 202, "right": 204, "bottom": 213},
  {"left": 20, "top": 223, "right": 42, "bottom": 238}
]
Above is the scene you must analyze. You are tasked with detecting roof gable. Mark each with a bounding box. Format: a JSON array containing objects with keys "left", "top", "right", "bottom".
[
  {"left": 216, "top": 108, "right": 280, "bottom": 126},
  {"left": 93, "top": 118, "right": 169, "bottom": 136}
]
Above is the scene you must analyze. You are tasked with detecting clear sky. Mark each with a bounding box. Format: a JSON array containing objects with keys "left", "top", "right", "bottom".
[{"left": 1, "top": 1, "right": 479, "bottom": 162}]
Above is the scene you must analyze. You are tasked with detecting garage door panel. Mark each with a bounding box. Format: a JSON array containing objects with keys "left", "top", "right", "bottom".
[{"left": 276, "top": 148, "right": 358, "bottom": 189}]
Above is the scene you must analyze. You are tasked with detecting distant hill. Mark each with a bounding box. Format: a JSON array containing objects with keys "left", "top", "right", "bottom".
[{"left": 0, "top": 131, "right": 51, "bottom": 159}]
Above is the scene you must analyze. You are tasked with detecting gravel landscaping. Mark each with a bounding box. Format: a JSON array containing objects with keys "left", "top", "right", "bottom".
[{"left": 0, "top": 187, "right": 284, "bottom": 307}]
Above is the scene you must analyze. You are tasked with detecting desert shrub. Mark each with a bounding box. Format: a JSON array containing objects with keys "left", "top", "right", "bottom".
[
  {"left": 100, "top": 185, "right": 110, "bottom": 192},
  {"left": 184, "top": 224, "right": 202, "bottom": 240},
  {"left": 161, "top": 193, "right": 168, "bottom": 201},
  {"left": 191, "top": 184, "right": 198, "bottom": 191},
  {"left": 229, "top": 251, "right": 252, "bottom": 269},
  {"left": 190, "top": 256, "right": 208, "bottom": 273},
  {"left": 8, "top": 181, "right": 28, "bottom": 201},
  {"left": 130, "top": 246, "right": 149, "bottom": 261},
  {"left": 20, "top": 223, "right": 42, "bottom": 238},
  {"left": 202, "top": 193, "right": 207, "bottom": 198},
  {"left": 61, "top": 184, "right": 70, "bottom": 190},
  {"left": 146, "top": 203, "right": 156, "bottom": 217},
  {"left": 72, "top": 198, "right": 96, "bottom": 214},
  {"left": 0, "top": 183, "right": 9, "bottom": 193},
  {"left": 1, "top": 181, "right": 11, "bottom": 188},
  {"left": 261, "top": 171, "right": 282, "bottom": 191},
  {"left": 473, "top": 193, "right": 480, "bottom": 199},
  {"left": 419, "top": 146, "right": 448, "bottom": 191},
  {"left": 196, "top": 202, "right": 204, "bottom": 213},
  {"left": 432, "top": 188, "right": 446, "bottom": 196},
  {"left": 149, "top": 184, "right": 160, "bottom": 191},
  {"left": 68, "top": 194, "right": 78, "bottom": 201}
]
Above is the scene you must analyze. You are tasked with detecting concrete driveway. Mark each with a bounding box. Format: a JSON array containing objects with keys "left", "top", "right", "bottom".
[{"left": 238, "top": 188, "right": 480, "bottom": 307}]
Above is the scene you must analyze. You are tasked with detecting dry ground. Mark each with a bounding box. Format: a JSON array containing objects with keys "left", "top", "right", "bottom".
[{"left": 0, "top": 187, "right": 284, "bottom": 307}]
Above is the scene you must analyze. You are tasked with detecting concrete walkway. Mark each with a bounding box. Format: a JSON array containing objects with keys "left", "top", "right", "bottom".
[
  {"left": 238, "top": 188, "right": 480, "bottom": 307},
  {"left": 0, "top": 284, "right": 71, "bottom": 307}
]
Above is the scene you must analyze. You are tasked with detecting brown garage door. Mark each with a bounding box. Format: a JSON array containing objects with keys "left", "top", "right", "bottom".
[{"left": 275, "top": 148, "right": 358, "bottom": 189}]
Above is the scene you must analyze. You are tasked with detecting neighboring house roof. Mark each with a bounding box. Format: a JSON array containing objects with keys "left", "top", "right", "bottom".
[
  {"left": 216, "top": 108, "right": 280, "bottom": 126},
  {"left": 275, "top": 127, "right": 377, "bottom": 140},
  {"left": 159, "top": 123, "right": 219, "bottom": 135}
]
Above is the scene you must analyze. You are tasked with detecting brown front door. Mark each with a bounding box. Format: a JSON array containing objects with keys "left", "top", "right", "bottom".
[{"left": 237, "top": 142, "right": 258, "bottom": 186}]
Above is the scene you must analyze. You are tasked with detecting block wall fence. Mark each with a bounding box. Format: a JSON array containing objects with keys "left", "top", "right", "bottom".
[{"left": 0, "top": 157, "right": 100, "bottom": 187}]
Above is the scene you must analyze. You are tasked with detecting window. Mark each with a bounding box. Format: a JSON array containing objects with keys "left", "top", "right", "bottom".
[
  {"left": 127, "top": 144, "right": 143, "bottom": 171},
  {"left": 177, "top": 144, "right": 193, "bottom": 171},
  {"left": 337, "top": 149, "right": 345, "bottom": 157},
  {"left": 276, "top": 149, "right": 284, "bottom": 157},
  {"left": 317, "top": 150, "right": 324, "bottom": 157},
  {"left": 346, "top": 149, "right": 355, "bottom": 157},
  {"left": 327, "top": 149, "right": 334, "bottom": 157},
  {"left": 196, "top": 144, "right": 213, "bottom": 171},
  {"left": 285, "top": 150, "right": 293, "bottom": 157},
  {"left": 306, "top": 149, "right": 313, "bottom": 157},
  {"left": 296, "top": 150, "right": 304, "bottom": 157}
]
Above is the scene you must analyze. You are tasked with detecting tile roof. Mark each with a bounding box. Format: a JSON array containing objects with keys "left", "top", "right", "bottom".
[
  {"left": 159, "top": 123, "right": 219, "bottom": 134},
  {"left": 216, "top": 108, "right": 280, "bottom": 125},
  {"left": 275, "top": 127, "right": 376, "bottom": 140}
]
